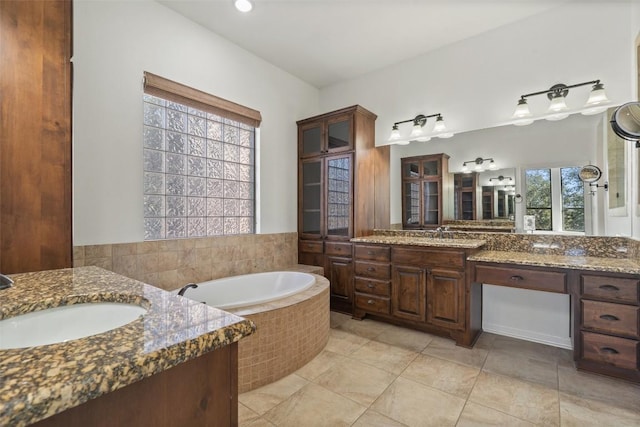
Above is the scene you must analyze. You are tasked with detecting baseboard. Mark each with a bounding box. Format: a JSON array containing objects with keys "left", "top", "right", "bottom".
[{"left": 483, "top": 322, "right": 573, "bottom": 350}]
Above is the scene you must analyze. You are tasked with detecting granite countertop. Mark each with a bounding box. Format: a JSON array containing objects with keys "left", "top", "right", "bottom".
[
  {"left": 469, "top": 250, "right": 640, "bottom": 274},
  {"left": 0, "top": 266, "right": 256, "bottom": 427},
  {"left": 445, "top": 224, "right": 514, "bottom": 231},
  {"left": 351, "top": 235, "right": 486, "bottom": 249}
]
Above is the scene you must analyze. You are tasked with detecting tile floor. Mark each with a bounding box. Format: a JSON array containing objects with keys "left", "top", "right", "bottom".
[{"left": 238, "top": 312, "right": 640, "bottom": 426}]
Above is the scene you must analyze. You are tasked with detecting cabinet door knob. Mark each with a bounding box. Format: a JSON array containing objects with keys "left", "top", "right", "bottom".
[
  {"left": 367, "top": 251, "right": 374, "bottom": 255},
  {"left": 367, "top": 267, "right": 375, "bottom": 272},
  {"left": 510, "top": 275, "right": 524, "bottom": 281},
  {"left": 600, "top": 347, "right": 619, "bottom": 355},
  {"left": 599, "top": 284, "right": 620, "bottom": 291},
  {"left": 367, "top": 299, "right": 374, "bottom": 304},
  {"left": 599, "top": 314, "right": 619, "bottom": 321},
  {"left": 367, "top": 283, "right": 374, "bottom": 288}
]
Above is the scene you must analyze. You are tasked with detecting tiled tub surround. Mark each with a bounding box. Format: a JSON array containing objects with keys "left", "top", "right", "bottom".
[
  {"left": 73, "top": 232, "right": 298, "bottom": 291},
  {"left": 227, "top": 268, "right": 330, "bottom": 393},
  {"left": 0, "top": 266, "right": 255, "bottom": 427}
]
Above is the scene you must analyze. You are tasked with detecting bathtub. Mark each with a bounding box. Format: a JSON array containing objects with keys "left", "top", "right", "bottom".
[
  {"left": 178, "top": 269, "right": 329, "bottom": 393},
  {"left": 180, "top": 271, "right": 316, "bottom": 310}
]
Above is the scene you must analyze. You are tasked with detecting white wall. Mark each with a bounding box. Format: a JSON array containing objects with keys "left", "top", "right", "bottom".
[{"left": 73, "top": 0, "right": 319, "bottom": 245}]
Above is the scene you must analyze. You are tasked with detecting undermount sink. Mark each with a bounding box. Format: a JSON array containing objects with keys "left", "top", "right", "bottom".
[{"left": 0, "top": 302, "right": 147, "bottom": 350}]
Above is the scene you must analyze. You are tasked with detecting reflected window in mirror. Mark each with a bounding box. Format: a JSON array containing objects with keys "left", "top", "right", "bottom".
[{"left": 524, "top": 167, "right": 585, "bottom": 233}]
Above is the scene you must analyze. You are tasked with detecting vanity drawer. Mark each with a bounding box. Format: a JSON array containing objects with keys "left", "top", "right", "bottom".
[
  {"left": 325, "top": 242, "right": 352, "bottom": 257},
  {"left": 354, "top": 245, "right": 390, "bottom": 262},
  {"left": 354, "top": 261, "right": 391, "bottom": 280},
  {"left": 392, "top": 247, "right": 464, "bottom": 269},
  {"left": 299, "top": 240, "right": 323, "bottom": 254},
  {"left": 354, "top": 293, "right": 390, "bottom": 315},
  {"left": 475, "top": 265, "right": 566, "bottom": 293},
  {"left": 354, "top": 278, "right": 391, "bottom": 297},
  {"left": 582, "top": 300, "right": 639, "bottom": 338},
  {"left": 581, "top": 275, "right": 639, "bottom": 304},
  {"left": 581, "top": 331, "right": 639, "bottom": 371}
]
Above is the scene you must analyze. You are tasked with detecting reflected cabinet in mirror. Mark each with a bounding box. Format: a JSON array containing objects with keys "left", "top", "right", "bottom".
[{"left": 401, "top": 153, "right": 452, "bottom": 229}]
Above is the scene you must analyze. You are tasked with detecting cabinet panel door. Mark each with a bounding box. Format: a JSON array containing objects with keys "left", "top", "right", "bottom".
[
  {"left": 299, "top": 158, "right": 324, "bottom": 238},
  {"left": 325, "top": 154, "right": 353, "bottom": 238},
  {"left": 328, "top": 256, "right": 353, "bottom": 302},
  {"left": 427, "top": 269, "right": 465, "bottom": 330},
  {"left": 326, "top": 114, "right": 353, "bottom": 153},
  {"left": 392, "top": 266, "right": 426, "bottom": 322},
  {"left": 299, "top": 122, "right": 323, "bottom": 157}
]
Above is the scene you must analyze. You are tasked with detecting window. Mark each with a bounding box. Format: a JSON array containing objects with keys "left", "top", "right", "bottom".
[
  {"left": 142, "top": 73, "right": 261, "bottom": 240},
  {"left": 525, "top": 167, "right": 585, "bottom": 232}
]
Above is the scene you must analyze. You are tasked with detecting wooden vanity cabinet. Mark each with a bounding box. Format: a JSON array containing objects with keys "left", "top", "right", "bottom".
[
  {"left": 297, "top": 106, "right": 390, "bottom": 314},
  {"left": 574, "top": 272, "right": 640, "bottom": 382},
  {"left": 353, "top": 243, "right": 477, "bottom": 346}
]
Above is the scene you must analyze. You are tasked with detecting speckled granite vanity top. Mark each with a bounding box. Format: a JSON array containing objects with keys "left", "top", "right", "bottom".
[
  {"left": 468, "top": 250, "right": 640, "bottom": 274},
  {"left": 350, "top": 235, "right": 486, "bottom": 249},
  {"left": 0, "top": 266, "right": 256, "bottom": 427}
]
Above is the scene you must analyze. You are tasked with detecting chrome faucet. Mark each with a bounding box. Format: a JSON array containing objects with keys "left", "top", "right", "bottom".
[
  {"left": 0, "top": 273, "right": 14, "bottom": 290},
  {"left": 177, "top": 283, "right": 198, "bottom": 296}
]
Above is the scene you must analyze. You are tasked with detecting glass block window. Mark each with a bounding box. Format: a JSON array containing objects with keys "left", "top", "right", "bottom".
[{"left": 143, "top": 94, "right": 255, "bottom": 240}]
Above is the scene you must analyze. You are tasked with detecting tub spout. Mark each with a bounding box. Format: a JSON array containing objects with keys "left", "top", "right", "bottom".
[
  {"left": 0, "top": 273, "right": 14, "bottom": 290},
  {"left": 177, "top": 283, "right": 198, "bottom": 296}
]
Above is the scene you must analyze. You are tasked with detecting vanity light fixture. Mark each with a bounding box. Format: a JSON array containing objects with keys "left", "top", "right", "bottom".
[
  {"left": 511, "top": 80, "right": 610, "bottom": 126},
  {"left": 234, "top": 0, "right": 253, "bottom": 12},
  {"left": 461, "top": 157, "right": 497, "bottom": 173},
  {"left": 489, "top": 175, "right": 513, "bottom": 185},
  {"left": 387, "top": 113, "right": 454, "bottom": 144}
]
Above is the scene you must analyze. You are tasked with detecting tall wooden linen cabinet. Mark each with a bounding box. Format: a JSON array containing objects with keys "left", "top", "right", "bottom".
[
  {"left": 297, "top": 106, "right": 390, "bottom": 314},
  {"left": 0, "top": 0, "right": 73, "bottom": 273}
]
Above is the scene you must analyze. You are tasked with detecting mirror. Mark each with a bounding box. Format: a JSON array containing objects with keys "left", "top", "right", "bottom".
[
  {"left": 477, "top": 168, "right": 517, "bottom": 220},
  {"left": 610, "top": 102, "right": 640, "bottom": 142}
]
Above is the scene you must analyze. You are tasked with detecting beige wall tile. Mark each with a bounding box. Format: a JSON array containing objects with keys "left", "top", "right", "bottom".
[{"left": 85, "top": 244, "right": 112, "bottom": 259}]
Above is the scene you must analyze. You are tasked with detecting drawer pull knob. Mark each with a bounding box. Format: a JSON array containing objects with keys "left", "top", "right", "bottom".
[
  {"left": 510, "top": 275, "right": 524, "bottom": 281},
  {"left": 367, "top": 283, "right": 374, "bottom": 288},
  {"left": 599, "top": 284, "right": 620, "bottom": 291},
  {"left": 367, "top": 267, "right": 375, "bottom": 272},
  {"left": 600, "top": 347, "right": 619, "bottom": 355},
  {"left": 367, "top": 299, "right": 374, "bottom": 304},
  {"left": 599, "top": 314, "right": 619, "bottom": 321},
  {"left": 367, "top": 251, "right": 374, "bottom": 255}
]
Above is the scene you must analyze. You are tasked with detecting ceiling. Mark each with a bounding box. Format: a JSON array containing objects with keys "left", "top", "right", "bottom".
[{"left": 159, "top": 0, "right": 571, "bottom": 89}]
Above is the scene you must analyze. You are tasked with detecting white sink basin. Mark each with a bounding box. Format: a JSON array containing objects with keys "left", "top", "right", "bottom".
[{"left": 0, "top": 302, "right": 147, "bottom": 349}]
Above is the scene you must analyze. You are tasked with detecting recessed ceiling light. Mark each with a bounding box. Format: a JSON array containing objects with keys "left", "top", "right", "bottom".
[{"left": 234, "top": 0, "right": 253, "bottom": 12}]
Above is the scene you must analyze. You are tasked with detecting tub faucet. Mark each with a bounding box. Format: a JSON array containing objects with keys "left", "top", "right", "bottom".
[
  {"left": 0, "top": 273, "right": 14, "bottom": 290},
  {"left": 177, "top": 283, "right": 198, "bottom": 296}
]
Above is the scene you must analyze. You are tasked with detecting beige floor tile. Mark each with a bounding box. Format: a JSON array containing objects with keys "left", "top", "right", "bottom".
[
  {"left": 314, "top": 357, "right": 397, "bottom": 406},
  {"left": 371, "top": 376, "right": 466, "bottom": 427},
  {"left": 337, "top": 318, "right": 391, "bottom": 339},
  {"left": 330, "top": 311, "right": 351, "bottom": 328},
  {"left": 482, "top": 349, "right": 558, "bottom": 388},
  {"left": 558, "top": 365, "right": 640, "bottom": 412},
  {"left": 469, "top": 372, "right": 560, "bottom": 426},
  {"left": 295, "top": 349, "right": 348, "bottom": 381},
  {"left": 239, "top": 403, "right": 260, "bottom": 424},
  {"left": 559, "top": 391, "right": 640, "bottom": 427},
  {"left": 422, "top": 336, "right": 489, "bottom": 369},
  {"left": 491, "top": 335, "right": 565, "bottom": 364},
  {"left": 324, "top": 328, "right": 370, "bottom": 355},
  {"left": 350, "top": 340, "right": 418, "bottom": 375},
  {"left": 352, "top": 409, "right": 408, "bottom": 427},
  {"left": 456, "top": 401, "right": 535, "bottom": 426},
  {"left": 242, "top": 418, "right": 275, "bottom": 427},
  {"left": 263, "top": 382, "right": 366, "bottom": 427},
  {"left": 401, "top": 354, "right": 480, "bottom": 398},
  {"left": 239, "top": 373, "right": 308, "bottom": 415},
  {"left": 473, "top": 332, "right": 498, "bottom": 350},
  {"left": 373, "top": 324, "right": 434, "bottom": 352}
]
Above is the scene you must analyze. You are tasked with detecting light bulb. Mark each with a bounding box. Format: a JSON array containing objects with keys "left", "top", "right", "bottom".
[
  {"left": 410, "top": 122, "right": 424, "bottom": 138},
  {"left": 546, "top": 94, "right": 569, "bottom": 120},
  {"left": 234, "top": 0, "right": 253, "bottom": 12},
  {"left": 461, "top": 164, "right": 469, "bottom": 173},
  {"left": 582, "top": 83, "right": 609, "bottom": 115},
  {"left": 488, "top": 160, "right": 497, "bottom": 170},
  {"left": 475, "top": 163, "right": 483, "bottom": 172},
  {"left": 512, "top": 99, "right": 532, "bottom": 119},
  {"left": 433, "top": 116, "right": 446, "bottom": 133},
  {"left": 388, "top": 125, "right": 401, "bottom": 142}
]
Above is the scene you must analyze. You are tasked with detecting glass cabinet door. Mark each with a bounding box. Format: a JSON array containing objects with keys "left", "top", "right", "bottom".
[
  {"left": 422, "top": 159, "right": 440, "bottom": 177},
  {"left": 300, "top": 159, "right": 323, "bottom": 235},
  {"left": 300, "top": 124, "right": 323, "bottom": 156},
  {"left": 423, "top": 181, "right": 440, "bottom": 225},
  {"left": 326, "top": 155, "right": 352, "bottom": 236},
  {"left": 402, "top": 161, "right": 420, "bottom": 179},
  {"left": 327, "top": 116, "right": 352, "bottom": 153},
  {"left": 403, "top": 182, "right": 420, "bottom": 225}
]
